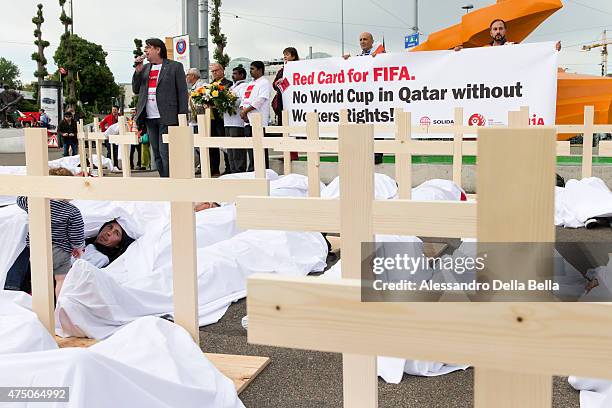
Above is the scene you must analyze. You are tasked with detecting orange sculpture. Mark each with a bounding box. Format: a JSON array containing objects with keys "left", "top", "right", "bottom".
[{"left": 411, "top": 0, "right": 612, "bottom": 139}]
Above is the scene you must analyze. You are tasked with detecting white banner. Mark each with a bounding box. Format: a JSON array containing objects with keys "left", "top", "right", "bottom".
[
  {"left": 281, "top": 42, "right": 558, "bottom": 138},
  {"left": 172, "top": 35, "right": 191, "bottom": 70}
]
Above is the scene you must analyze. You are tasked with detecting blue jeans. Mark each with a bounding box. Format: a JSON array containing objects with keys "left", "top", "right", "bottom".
[
  {"left": 4, "top": 247, "right": 31, "bottom": 292},
  {"left": 146, "top": 118, "right": 170, "bottom": 177},
  {"left": 63, "top": 138, "right": 78, "bottom": 157}
]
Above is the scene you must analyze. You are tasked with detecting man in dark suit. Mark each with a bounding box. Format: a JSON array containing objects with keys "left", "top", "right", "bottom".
[
  {"left": 132, "top": 38, "right": 188, "bottom": 177},
  {"left": 209, "top": 63, "right": 232, "bottom": 175}
]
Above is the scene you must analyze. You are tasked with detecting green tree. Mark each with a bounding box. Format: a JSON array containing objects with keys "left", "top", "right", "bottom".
[
  {"left": 31, "top": 3, "right": 49, "bottom": 95},
  {"left": 54, "top": 35, "right": 120, "bottom": 113},
  {"left": 0, "top": 58, "right": 21, "bottom": 88},
  {"left": 210, "top": 0, "right": 230, "bottom": 68}
]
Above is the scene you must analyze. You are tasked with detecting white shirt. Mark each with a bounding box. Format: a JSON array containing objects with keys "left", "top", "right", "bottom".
[
  {"left": 223, "top": 80, "right": 248, "bottom": 128},
  {"left": 146, "top": 64, "right": 162, "bottom": 119},
  {"left": 240, "top": 76, "right": 272, "bottom": 127},
  {"left": 103, "top": 122, "right": 120, "bottom": 137}
]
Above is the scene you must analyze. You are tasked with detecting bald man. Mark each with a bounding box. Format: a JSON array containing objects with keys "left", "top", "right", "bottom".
[
  {"left": 343, "top": 32, "right": 385, "bottom": 59},
  {"left": 209, "top": 63, "right": 233, "bottom": 175}
]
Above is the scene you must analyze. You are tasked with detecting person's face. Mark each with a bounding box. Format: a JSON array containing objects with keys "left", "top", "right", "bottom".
[
  {"left": 250, "top": 65, "right": 262, "bottom": 79},
  {"left": 95, "top": 222, "right": 123, "bottom": 247},
  {"left": 210, "top": 65, "right": 224, "bottom": 81},
  {"left": 283, "top": 51, "right": 295, "bottom": 62},
  {"left": 359, "top": 33, "right": 374, "bottom": 51},
  {"left": 186, "top": 73, "right": 196, "bottom": 86},
  {"left": 194, "top": 202, "right": 219, "bottom": 212},
  {"left": 144, "top": 44, "right": 160, "bottom": 60},
  {"left": 231, "top": 70, "right": 243, "bottom": 82},
  {"left": 490, "top": 21, "right": 506, "bottom": 42},
  {"left": 64, "top": 115, "right": 72, "bottom": 122},
  {"left": 111, "top": 107, "right": 118, "bottom": 116}
]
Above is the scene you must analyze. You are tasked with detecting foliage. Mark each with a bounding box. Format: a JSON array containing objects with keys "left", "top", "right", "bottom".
[
  {"left": 54, "top": 35, "right": 120, "bottom": 113},
  {"left": 31, "top": 4, "right": 49, "bottom": 83},
  {"left": 210, "top": 0, "right": 230, "bottom": 68},
  {"left": 0, "top": 58, "right": 21, "bottom": 88},
  {"left": 58, "top": 0, "right": 77, "bottom": 106}
]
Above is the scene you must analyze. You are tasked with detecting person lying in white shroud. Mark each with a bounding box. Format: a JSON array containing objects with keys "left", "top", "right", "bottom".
[{"left": 0, "top": 291, "right": 245, "bottom": 408}]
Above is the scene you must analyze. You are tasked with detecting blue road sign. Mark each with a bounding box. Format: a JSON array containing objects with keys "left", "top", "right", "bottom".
[{"left": 405, "top": 33, "right": 420, "bottom": 49}]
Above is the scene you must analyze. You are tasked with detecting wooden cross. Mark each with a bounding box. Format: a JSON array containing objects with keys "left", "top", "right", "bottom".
[
  {"left": 85, "top": 118, "right": 108, "bottom": 177},
  {"left": 76, "top": 119, "right": 88, "bottom": 175},
  {"left": 107, "top": 116, "right": 139, "bottom": 178},
  {"left": 188, "top": 110, "right": 268, "bottom": 179},
  {"left": 236, "top": 117, "right": 598, "bottom": 407},
  {"left": 0, "top": 126, "right": 270, "bottom": 342}
]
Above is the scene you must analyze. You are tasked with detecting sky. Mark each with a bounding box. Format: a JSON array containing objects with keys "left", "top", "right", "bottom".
[{"left": 1, "top": 0, "right": 611, "bottom": 84}]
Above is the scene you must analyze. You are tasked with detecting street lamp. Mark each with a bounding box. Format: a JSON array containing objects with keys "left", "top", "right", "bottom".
[{"left": 462, "top": 4, "right": 474, "bottom": 14}]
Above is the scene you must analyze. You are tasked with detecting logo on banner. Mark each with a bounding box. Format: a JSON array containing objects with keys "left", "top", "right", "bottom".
[
  {"left": 468, "top": 113, "right": 486, "bottom": 126},
  {"left": 175, "top": 39, "right": 187, "bottom": 55},
  {"left": 419, "top": 116, "right": 431, "bottom": 126},
  {"left": 529, "top": 114, "right": 545, "bottom": 125}
]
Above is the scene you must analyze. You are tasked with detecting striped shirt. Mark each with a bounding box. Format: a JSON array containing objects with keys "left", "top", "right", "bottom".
[{"left": 17, "top": 197, "right": 85, "bottom": 253}]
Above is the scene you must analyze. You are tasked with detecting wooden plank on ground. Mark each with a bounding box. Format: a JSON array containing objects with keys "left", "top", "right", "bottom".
[
  {"left": 54, "top": 337, "right": 270, "bottom": 394},
  {"left": 205, "top": 353, "right": 271, "bottom": 394}
]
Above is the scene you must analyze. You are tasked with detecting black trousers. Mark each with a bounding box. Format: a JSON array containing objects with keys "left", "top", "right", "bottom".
[
  {"left": 226, "top": 126, "right": 247, "bottom": 173},
  {"left": 211, "top": 119, "right": 230, "bottom": 174}
]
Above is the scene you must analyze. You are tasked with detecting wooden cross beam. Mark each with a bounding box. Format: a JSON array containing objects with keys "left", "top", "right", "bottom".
[
  {"left": 76, "top": 119, "right": 88, "bottom": 175},
  {"left": 86, "top": 117, "right": 108, "bottom": 177},
  {"left": 0, "top": 127, "right": 269, "bottom": 342},
  {"left": 190, "top": 110, "right": 268, "bottom": 179},
  {"left": 107, "top": 116, "right": 139, "bottom": 178}
]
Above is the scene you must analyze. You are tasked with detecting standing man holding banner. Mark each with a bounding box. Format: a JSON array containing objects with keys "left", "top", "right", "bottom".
[
  {"left": 454, "top": 19, "right": 561, "bottom": 51},
  {"left": 132, "top": 38, "right": 189, "bottom": 178}
]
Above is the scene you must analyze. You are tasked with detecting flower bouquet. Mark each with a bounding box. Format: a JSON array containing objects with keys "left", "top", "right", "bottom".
[{"left": 190, "top": 82, "right": 238, "bottom": 116}]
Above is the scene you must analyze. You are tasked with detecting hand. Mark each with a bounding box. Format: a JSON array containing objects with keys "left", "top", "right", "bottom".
[
  {"left": 342, "top": 54, "right": 350, "bottom": 60},
  {"left": 134, "top": 55, "right": 145, "bottom": 72},
  {"left": 585, "top": 278, "right": 599, "bottom": 294},
  {"left": 555, "top": 41, "right": 561, "bottom": 52},
  {"left": 239, "top": 108, "right": 248, "bottom": 121},
  {"left": 453, "top": 45, "right": 463, "bottom": 52},
  {"left": 71, "top": 247, "right": 85, "bottom": 259}
]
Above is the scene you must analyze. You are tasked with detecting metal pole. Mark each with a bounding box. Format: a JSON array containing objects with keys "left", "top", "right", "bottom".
[
  {"left": 413, "top": 0, "right": 419, "bottom": 34},
  {"left": 341, "top": 0, "right": 345, "bottom": 55},
  {"left": 199, "top": 0, "right": 209, "bottom": 82},
  {"left": 181, "top": 0, "right": 188, "bottom": 33},
  {"left": 309, "top": 46, "right": 313, "bottom": 59},
  {"left": 603, "top": 30, "right": 608, "bottom": 77}
]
